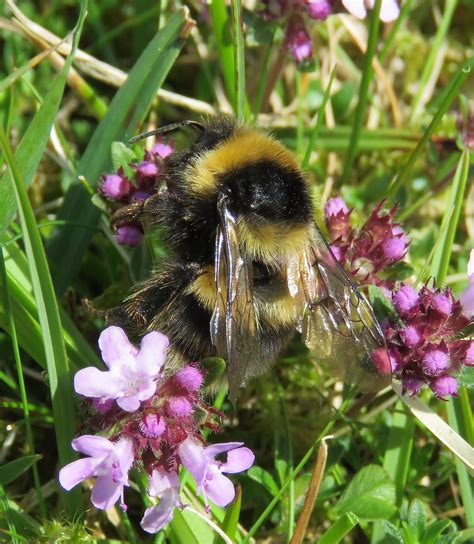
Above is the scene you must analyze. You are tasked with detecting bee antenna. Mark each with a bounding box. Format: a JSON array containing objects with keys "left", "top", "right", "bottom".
[{"left": 129, "top": 120, "right": 205, "bottom": 143}]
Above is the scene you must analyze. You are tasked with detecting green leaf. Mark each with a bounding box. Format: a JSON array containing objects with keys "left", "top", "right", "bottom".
[
  {"left": 422, "top": 520, "right": 455, "bottom": 544},
  {"left": 47, "top": 9, "right": 189, "bottom": 295},
  {"left": 169, "top": 509, "right": 201, "bottom": 544},
  {"left": 368, "top": 285, "right": 398, "bottom": 322},
  {"left": 0, "top": 129, "right": 80, "bottom": 513},
  {"left": 247, "top": 466, "right": 279, "bottom": 497},
  {"left": 319, "top": 512, "right": 359, "bottom": 544},
  {"left": 333, "top": 465, "right": 397, "bottom": 520},
  {"left": 407, "top": 499, "right": 427, "bottom": 540},
  {"left": 111, "top": 141, "right": 138, "bottom": 178},
  {"left": 0, "top": 456, "right": 42, "bottom": 486},
  {"left": 201, "top": 357, "right": 227, "bottom": 387},
  {"left": 456, "top": 366, "right": 474, "bottom": 389}
]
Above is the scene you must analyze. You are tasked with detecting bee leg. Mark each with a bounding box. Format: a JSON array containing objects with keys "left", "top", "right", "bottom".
[{"left": 110, "top": 201, "right": 146, "bottom": 229}]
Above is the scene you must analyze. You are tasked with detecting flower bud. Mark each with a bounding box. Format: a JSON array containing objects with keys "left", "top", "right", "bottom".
[
  {"left": 393, "top": 284, "right": 419, "bottom": 315},
  {"left": 400, "top": 325, "right": 422, "bottom": 348},
  {"left": 402, "top": 376, "right": 424, "bottom": 396},
  {"left": 431, "top": 375, "right": 458, "bottom": 399},
  {"left": 100, "top": 173, "right": 133, "bottom": 200},
  {"left": 140, "top": 413, "right": 166, "bottom": 438},
  {"left": 306, "top": 0, "right": 333, "bottom": 20},
  {"left": 167, "top": 397, "right": 193, "bottom": 418},
  {"left": 422, "top": 347, "right": 449, "bottom": 376},
  {"left": 285, "top": 16, "right": 312, "bottom": 64},
  {"left": 175, "top": 366, "right": 204, "bottom": 392},
  {"left": 116, "top": 224, "right": 144, "bottom": 246},
  {"left": 151, "top": 140, "right": 174, "bottom": 159}
]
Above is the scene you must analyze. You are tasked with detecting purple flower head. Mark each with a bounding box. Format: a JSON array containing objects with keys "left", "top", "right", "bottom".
[
  {"left": 175, "top": 366, "right": 204, "bottom": 392},
  {"left": 285, "top": 16, "right": 312, "bottom": 64},
  {"left": 100, "top": 171, "right": 133, "bottom": 201},
  {"left": 151, "top": 139, "right": 174, "bottom": 160},
  {"left": 400, "top": 325, "right": 422, "bottom": 348},
  {"left": 74, "top": 326, "right": 169, "bottom": 412},
  {"left": 325, "top": 196, "right": 349, "bottom": 218},
  {"left": 115, "top": 224, "right": 144, "bottom": 246},
  {"left": 306, "top": 0, "right": 333, "bottom": 20},
  {"left": 140, "top": 413, "right": 166, "bottom": 438},
  {"left": 431, "top": 375, "right": 459, "bottom": 399},
  {"left": 341, "top": 0, "right": 400, "bottom": 23},
  {"left": 432, "top": 292, "right": 453, "bottom": 316},
  {"left": 135, "top": 160, "right": 159, "bottom": 179},
  {"left": 393, "top": 284, "right": 419, "bottom": 316},
  {"left": 141, "top": 469, "right": 181, "bottom": 534},
  {"left": 422, "top": 345, "right": 450, "bottom": 376},
  {"left": 382, "top": 237, "right": 407, "bottom": 263},
  {"left": 167, "top": 397, "right": 193, "bottom": 418},
  {"left": 460, "top": 249, "right": 474, "bottom": 318},
  {"left": 179, "top": 438, "right": 255, "bottom": 508},
  {"left": 59, "top": 436, "right": 134, "bottom": 510}
]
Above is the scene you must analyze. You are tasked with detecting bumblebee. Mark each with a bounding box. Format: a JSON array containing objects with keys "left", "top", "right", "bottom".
[{"left": 108, "top": 117, "right": 391, "bottom": 400}]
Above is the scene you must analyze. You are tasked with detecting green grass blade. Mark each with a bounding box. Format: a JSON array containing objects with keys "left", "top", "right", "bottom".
[
  {"left": 387, "top": 65, "right": 470, "bottom": 198},
  {"left": 0, "top": 129, "right": 80, "bottom": 514},
  {"left": 428, "top": 148, "right": 473, "bottom": 527},
  {"left": 0, "top": 248, "right": 46, "bottom": 516},
  {"left": 214, "top": 486, "right": 241, "bottom": 544},
  {"left": 372, "top": 403, "right": 415, "bottom": 543},
  {"left": 0, "top": 455, "right": 42, "bottom": 487},
  {"left": 252, "top": 27, "right": 276, "bottom": 121},
  {"left": 429, "top": 149, "right": 470, "bottom": 285},
  {"left": 209, "top": 0, "right": 235, "bottom": 108},
  {"left": 302, "top": 67, "right": 337, "bottom": 170},
  {"left": 0, "top": 3, "right": 87, "bottom": 241},
  {"left": 411, "top": 0, "right": 458, "bottom": 119},
  {"left": 231, "top": 0, "right": 247, "bottom": 121},
  {"left": 47, "top": 9, "right": 189, "bottom": 295},
  {"left": 319, "top": 513, "right": 359, "bottom": 544},
  {"left": 340, "top": 0, "right": 382, "bottom": 184},
  {"left": 242, "top": 391, "right": 356, "bottom": 543}
]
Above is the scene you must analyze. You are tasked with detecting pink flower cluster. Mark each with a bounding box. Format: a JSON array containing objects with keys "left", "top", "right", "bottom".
[
  {"left": 325, "top": 197, "right": 408, "bottom": 289},
  {"left": 99, "top": 139, "right": 174, "bottom": 246},
  {"left": 324, "top": 197, "right": 474, "bottom": 399},
  {"left": 260, "top": 0, "right": 400, "bottom": 64},
  {"left": 59, "top": 327, "right": 254, "bottom": 534},
  {"left": 388, "top": 284, "right": 473, "bottom": 398}
]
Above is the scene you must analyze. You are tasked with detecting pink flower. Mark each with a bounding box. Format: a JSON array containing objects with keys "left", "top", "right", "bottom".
[
  {"left": 140, "top": 414, "right": 166, "bottom": 438},
  {"left": 174, "top": 366, "right": 204, "bottom": 392},
  {"left": 306, "top": 0, "right": 333, "bottom": 20},
  {"left": 400, "top": 325, "right": 422, "bottom": 348},
  {"left": 179, "top": 439, "right": 255, "bottom": 507},
  {"left": 141, "top": 469, "right": 181, "bottom": 533},
  {"left": 393, "top": 284, "right": 419, "bottom": 315},
  {"left": 421, "top": 346, "right": 449, "bottom": 376},
  {"left": 135, "top": 160, "right": 159, "bottom": 178},
  {"left": 59, "top": 436, "right": 133, "bottom": 510},
  {"left": 431, "top": 375, "right": 459, "bottom": 399},
  {"left": 285, "top": 16, "right": 312, "bottom": 64},
  {"left": 167, "top": 397, "right": 193, "bottom": 418},
  {"left": 325, "top": 196, "right": 349, "bottom": 218},
  {"left": 115, "top": 224, "right": 144, "bottom": 246},
  {"left": 341, "top": 0, "right": 400, "bottom": 23},
  {"left": 402, "top": 376, "right": 424, "bottom": 396},
  {"left": 74, "top": 326, "right": 169, "bottom": 412},
  {"left": 100, "top": 172, "right": 133, "bottom": 201},
  {"left": 460, "top": 249, "right": 474, "bottom": 318},
  {"left": 151, "top": 139, "right": 174, "bottom": 159}
]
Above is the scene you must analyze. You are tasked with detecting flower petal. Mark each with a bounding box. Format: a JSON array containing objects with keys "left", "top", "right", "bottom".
[
  {"left": 58, "top": 457, "right": 102, "bottom": 490},
  {"left": 204, "top": 442, "right": 243, "bottom": 460},
  {"left": 468, "top": 249, "right": 474, "bottom": 277},
  {"left": 71, "top": 435, "right": 115, "bottom": 457},
  {"left": 460, "top": 282, "right": 474, "bottom": 318},
  {"left": 117, "top": 395, "right": 141, "bottom": 412},
  {"left": 141, "top": 498, "right": 176, "bottom": 534},
  {"left": 379, "top": 0, "right": 400, "bottom": 22},
  {"left": 74, "top": 367, "right": 123, "bottom": 399},
  {"left": 148, "top": 469, "right": 179, "bottom": 498},
  {"left": 98, "top": 326, "right": 136, "bottom": 368},
  {"left": 205, "top": 471, "right": 236, "bottom": 507},
  {"left": 221, "top": 447, "right": 255, "bottom": 474},
  {"left": 91, "top": 473, "right": 123, "bottom": 510},
  {"left": 135, "top": 331, "right": 169, "bottom": 376},
  {"left": 179, "top": 438, "right": 208, "bottom": 487},
  {"left": 342, "top": 0, "right": 367, "bottom": 19}
]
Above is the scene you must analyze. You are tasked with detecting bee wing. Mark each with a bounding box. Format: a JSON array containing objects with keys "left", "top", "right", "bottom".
[
  {"left": 210, "top": 194, "right": 263, "bottom": 401},
  {"left": 288, "top": 224, "right": 391, "bottom": 392}
]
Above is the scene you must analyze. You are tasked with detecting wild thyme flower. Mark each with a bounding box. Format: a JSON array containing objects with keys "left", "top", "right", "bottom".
[
  {"left": 60, "top": 327, "right": 255, "bottom": 530},
  {"left": 259, "top": 0, "right": 400, "bottom": 62},
  {"left": 385, "top": 284, "right": 473, "bottom": 399},
  {"left": 99, "top": 138, "right": 173, "bottom": 246},
  {"left": 460, "top": 249, "right": 474, "bottom": 317},
  {"left": 325, "top": 197, "right": 409, "bottom": 287}
]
